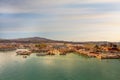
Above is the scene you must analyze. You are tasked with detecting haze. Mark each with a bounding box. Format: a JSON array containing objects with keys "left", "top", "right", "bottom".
[{"left": 0, "top": 0, "right": 120, "bottom": 41}]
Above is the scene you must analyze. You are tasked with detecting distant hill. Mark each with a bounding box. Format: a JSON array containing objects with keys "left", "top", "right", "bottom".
[
  {"left": 13, "top": 37, "right": 56, "bottom": 43},
  {"left": 0, "top": 37, "right": 118, "bottom": 44},
  {"left": 12, "top": 37, "right": 52, "bottom": 42},
  {"left": 0, "top": 37, "right": 55, "bottom": 43}
]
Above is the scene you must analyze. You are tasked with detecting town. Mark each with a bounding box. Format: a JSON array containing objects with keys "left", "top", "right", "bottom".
[{"left": 0, "top": 37, "right": 120, "bottom": 59}]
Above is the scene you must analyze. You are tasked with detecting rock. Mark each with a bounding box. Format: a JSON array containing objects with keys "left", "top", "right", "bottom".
[
  {"left": 16, "top": 49, "right": 31, "bottom": 55},
  {"left": 36, "top": 53, "right": 47, "bottom": 56},
  {"left": 23, "top": 55, "right": 27, "bottom": 58},
  {"left": 96, "top": 54, "right": 120, "bottom": 59}
]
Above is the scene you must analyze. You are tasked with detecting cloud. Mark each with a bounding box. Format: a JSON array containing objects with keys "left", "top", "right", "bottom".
[
  {"left": 0, "top": 0, "right": 120, "bottom": 13},
  {"left": 0, "top": 0, "right": 120, "bottom": 41}
]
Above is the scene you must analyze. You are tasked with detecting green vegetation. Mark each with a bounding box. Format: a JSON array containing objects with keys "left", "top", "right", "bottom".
[{"left": 35, "top": 43, "right": 47, "bottom": 49}]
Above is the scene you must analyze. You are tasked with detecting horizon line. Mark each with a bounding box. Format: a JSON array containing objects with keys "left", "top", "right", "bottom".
[{"left": 0, "top": 36, "right": 120, "bottom": 43}]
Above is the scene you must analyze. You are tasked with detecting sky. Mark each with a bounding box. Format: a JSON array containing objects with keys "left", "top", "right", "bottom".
[{"left": 0, "top": 0, "right": 120, "bottom": 41}]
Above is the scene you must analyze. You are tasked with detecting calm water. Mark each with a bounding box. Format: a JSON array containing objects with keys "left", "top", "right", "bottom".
[{"left": 0, "top": 51, "right": 120, "bottom": 80}]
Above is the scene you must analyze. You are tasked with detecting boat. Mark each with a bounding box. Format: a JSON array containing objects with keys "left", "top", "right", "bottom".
[{"left": 36, "top": 53, "right": 47, "bottom": 56}]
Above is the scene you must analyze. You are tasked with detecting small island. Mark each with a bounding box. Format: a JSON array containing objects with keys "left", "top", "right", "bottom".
[{"left": 0, "top": 37, "right": 120, "bottom": 59}]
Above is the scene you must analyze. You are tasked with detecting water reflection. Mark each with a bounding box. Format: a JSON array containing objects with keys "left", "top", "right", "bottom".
[
  {"left": 0, "top": 51, "right": 27, "bottom": 67},
  {"left": 0, "top": 51, "right": 120, "bottom": 80}
]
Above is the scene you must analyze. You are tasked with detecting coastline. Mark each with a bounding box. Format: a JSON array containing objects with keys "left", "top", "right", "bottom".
[{"left": 0, "top": 38, "right": 120, "bottom": 59}]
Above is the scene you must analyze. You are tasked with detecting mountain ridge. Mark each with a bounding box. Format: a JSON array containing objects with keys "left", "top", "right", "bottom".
[{"left": 0, "top": 37, "right": 119, "bottom": 44}]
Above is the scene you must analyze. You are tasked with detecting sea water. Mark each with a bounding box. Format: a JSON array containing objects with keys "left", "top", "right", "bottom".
[{"left": 0, "top": 51, "right": 120, "bottom": 80}]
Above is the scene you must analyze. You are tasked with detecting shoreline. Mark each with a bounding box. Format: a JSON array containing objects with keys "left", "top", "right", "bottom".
[{"left": 0, "top": 41, "right": 120, "bottom": 59}]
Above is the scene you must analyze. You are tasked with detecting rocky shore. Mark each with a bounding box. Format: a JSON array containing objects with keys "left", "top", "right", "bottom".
[{"left": 0, "top": 42, "right": 120, "bottom": 59}]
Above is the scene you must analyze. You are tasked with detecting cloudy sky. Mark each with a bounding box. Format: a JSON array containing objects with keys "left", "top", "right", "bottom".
[{"left": 0, "top": 0, "right": 120, "bottom": 41}]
